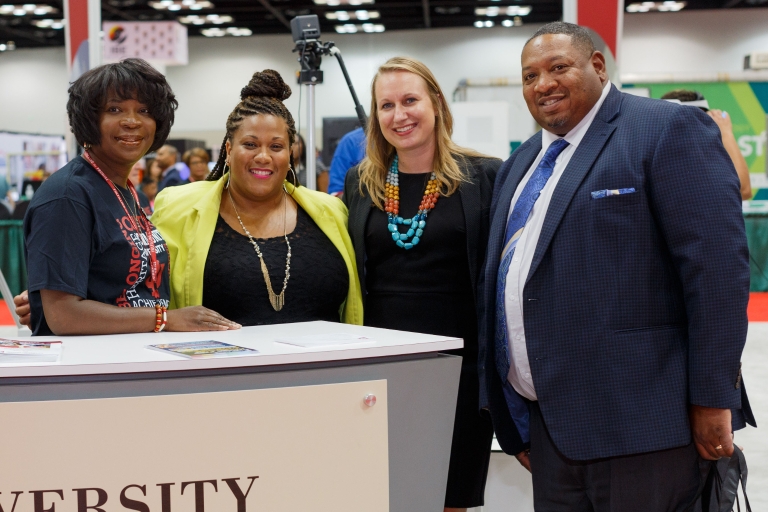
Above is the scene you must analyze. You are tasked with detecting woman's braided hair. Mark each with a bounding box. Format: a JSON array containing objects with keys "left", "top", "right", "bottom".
[{"left": 208, "top": 69, "right": 296, "bottom": 181}]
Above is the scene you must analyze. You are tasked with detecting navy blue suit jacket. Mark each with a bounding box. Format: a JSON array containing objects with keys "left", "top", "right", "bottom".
[
  {"left": 478, "top": 85, "right": 754, "bottom": 461},
  {"left": 158, "top": 166, "right": 187, "bottom": 192}
]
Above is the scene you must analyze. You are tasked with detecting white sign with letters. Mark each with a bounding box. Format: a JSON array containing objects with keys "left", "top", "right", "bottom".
[
  {"left": 0, "top": 380, "right": 389, "bottom": 511},
  {"left": 102, "top": 21, "right": 188, "bottom": 65}
]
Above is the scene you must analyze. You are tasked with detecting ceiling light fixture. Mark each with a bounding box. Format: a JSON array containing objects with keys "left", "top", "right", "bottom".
[
  {"left": 149, "top": 0, "right": 213, "bottom": 11},
  {"left": 473, "top": 20, "right": 494, "bottom": 27},
  {"left": 325, "top": 10, "right": 379, "bottom": 20},
  {"left": 314, "top": 0, "right": 374, "bottom": 5},
  {"left": 178, "top": 13, "right": 232, "bottom": 24},
  {"left": 31, "top": 17, "right": 63, "bottom": 28},
  {"left": 626, "top": 1, "right": 685, "bottom": 12},
  {"left": 334, "top": 22, "right": 384, "bottom": 33},
  {"left": 475, "top": 5, "right": 531, "bottom": 16},
  {"left": 201, "top": 26, "right": 251, "bottom": 37},
  {"left": 501, "top": 16, "right": 523, "bottom": 27},
  {"left": 0, "top": 3, "right": 56, "bottom": 15}
]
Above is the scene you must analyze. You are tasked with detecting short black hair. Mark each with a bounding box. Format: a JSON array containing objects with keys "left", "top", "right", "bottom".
[
  {"left": 526, "top": 22, "right": 596, "bottom": 59},
  {"left": 660, "top": 89, "right": 704, "bottom": 102},
  {"left": 67, "top": 58, "right": 178, "bottom": 154}
]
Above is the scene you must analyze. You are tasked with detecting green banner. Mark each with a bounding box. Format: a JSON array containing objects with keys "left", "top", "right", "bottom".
[{"left": 630, "top": 82, "right": 768, "bottom": 200}]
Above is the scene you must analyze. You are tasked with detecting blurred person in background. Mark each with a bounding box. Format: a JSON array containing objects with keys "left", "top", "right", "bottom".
[
  {"left": 147, "top": 157, "right": 163, "bottom": 182},
  {"left": 344, "top": 56, "right": 500, "bottom": 512},
  {"left": 140, "top": 175, "right": 157, "bottom": 215},
  {"left": 292, "top": 133, "right": 329, "bottom": 192},
  {"left": 183, "top": 147, "right": 211, "bottom": 183},
  {"left": 155, "top": 144, "right": 188, "bottom": 192},
  {"left": 661, "top": 89, "right": 752, "bottom": 199},
  {"left": 328, "top": 126, "right": 366, "bottom": 197},
  {"left": 128, "top": 158, "right": 151, "bottom": 214},
  {"left": 0, "top": 171, "right": 13, "bottom": 217}
]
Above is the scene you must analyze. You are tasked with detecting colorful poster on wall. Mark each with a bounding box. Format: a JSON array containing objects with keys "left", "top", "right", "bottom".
[
  {"left": 0, "top": 132, "right": 67, "bottom": 196},
  {"left": 102, "top": 21, "right": 188, "bottom": 65},
  {"left": 629, "top": 82, "right": 768, "bottom": 201}
]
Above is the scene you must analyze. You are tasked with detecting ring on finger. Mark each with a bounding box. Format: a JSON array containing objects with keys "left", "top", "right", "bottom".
[{"left": 715, "top": 445, "right": 723, "bottom": 450}]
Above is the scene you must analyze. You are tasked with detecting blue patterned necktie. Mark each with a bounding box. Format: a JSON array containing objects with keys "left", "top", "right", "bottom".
[{"left": 495, "top": 138, "right": 569, "bottom": 443}]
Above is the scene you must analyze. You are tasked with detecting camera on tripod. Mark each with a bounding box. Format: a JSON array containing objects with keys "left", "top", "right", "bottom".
[
  {"left": 291, "top": 15, "right": 328, "bottom": 86},
  {"left": 289, "top": 14, "right": 368, "bottom": 129}
]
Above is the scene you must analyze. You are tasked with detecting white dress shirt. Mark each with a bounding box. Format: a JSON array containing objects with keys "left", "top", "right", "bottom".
[{"left": 505, "top": 81, "right": 612, "bottom": 400}]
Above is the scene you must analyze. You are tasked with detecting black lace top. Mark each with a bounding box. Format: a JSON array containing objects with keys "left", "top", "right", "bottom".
[{"left": 202, "top": 205, "right": 349, "bottom": 325}]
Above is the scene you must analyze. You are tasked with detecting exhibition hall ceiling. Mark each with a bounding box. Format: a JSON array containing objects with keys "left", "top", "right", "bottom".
[{"left": 0, "top": 0, "right": 766, "bottom": 50}]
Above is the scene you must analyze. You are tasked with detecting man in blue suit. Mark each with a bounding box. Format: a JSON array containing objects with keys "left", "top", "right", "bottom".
[{"left": 479, "top": 22, "right": 754, "bottom": 510}]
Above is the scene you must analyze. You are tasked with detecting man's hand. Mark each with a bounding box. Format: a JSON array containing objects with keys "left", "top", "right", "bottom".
[
  {"left": 13, "top": 290, "right": 31, "bottom": 327},
  {"left": 690, "top": 405, "right": 733, "bottom": 460},
  {"left": 515, "top": 450, "right": 531, "bottom": 473}
]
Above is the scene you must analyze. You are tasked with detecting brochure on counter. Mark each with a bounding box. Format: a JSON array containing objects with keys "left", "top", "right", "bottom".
[
  {"left": 0, "top": 339, "right": 62, "bottom": 363},
  {"left": 147, "top": 340, "right": 259, "bottom": 359}
]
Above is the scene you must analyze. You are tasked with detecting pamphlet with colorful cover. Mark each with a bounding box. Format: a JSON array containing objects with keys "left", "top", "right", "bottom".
[
  {"left": 147, "top": 340, "right": 259, "bottom": 359},
  {"left": 0, "top": 339, "right": 63, "bottom": 363}
]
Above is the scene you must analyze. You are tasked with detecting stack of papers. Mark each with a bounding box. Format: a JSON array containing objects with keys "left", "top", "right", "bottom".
[{"left": 0, "top": 339, "right": 62, "bottom": 363}]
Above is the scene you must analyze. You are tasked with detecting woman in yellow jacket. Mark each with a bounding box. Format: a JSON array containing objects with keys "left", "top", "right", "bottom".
[{"left": 152, "top": 70, "right": 362, "bottom": 327}]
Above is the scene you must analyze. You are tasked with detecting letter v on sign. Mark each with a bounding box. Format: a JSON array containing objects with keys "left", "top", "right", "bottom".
[{"left": 0, "top": 492, "right": 23, "bottom": 512}]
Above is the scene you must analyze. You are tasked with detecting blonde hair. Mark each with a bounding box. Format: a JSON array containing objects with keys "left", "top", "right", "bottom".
[{"left": 358, "top": 56, "right": 487, "bottom": 209}]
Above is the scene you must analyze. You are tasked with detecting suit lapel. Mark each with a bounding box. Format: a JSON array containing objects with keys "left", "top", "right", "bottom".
[
  {"left": 459, "top": 170, "right": 481, "bottom": 297},
  {"left": 526, "top": 86, "right": 622, "bottom": 283}
]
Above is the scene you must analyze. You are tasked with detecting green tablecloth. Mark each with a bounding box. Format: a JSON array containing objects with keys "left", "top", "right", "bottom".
[
  {"left": 0, "top": 220, "right": 25, "bottom": 299},
  {"left": 1, "top": 215, "right": 767, "bottom": 300},
  {"left": 745, "top": 213, "right": 768, "bottom": 292}
]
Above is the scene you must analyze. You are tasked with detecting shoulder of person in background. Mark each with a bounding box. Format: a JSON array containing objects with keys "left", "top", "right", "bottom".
[{"left": 327, "top": 127, "right": 367, "bottom": 196}]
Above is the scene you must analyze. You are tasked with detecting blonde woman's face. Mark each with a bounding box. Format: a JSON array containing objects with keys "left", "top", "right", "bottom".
[{"left": 375, "top": 70, "right": 436, "bottom": 156}]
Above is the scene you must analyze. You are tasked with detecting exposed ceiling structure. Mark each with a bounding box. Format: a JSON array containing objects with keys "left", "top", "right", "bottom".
[{"left": 0, "top": 0, "right": 767, "bottom": 50}]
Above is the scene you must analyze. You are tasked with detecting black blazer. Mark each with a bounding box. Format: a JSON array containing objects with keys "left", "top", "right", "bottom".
[{"left": 343, "top": 155, "right": 500, "bottom": 307}]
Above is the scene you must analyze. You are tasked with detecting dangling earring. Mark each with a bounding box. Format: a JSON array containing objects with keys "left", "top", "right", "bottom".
[
  {"left": 289, "top": 166, "right": 299, "bottom": 188},
  {"left": 83, "top": 142, "right": 91, "bottom": 150},
  {"left": 223, "top": 161, "right": 230, "bottom": 175}
]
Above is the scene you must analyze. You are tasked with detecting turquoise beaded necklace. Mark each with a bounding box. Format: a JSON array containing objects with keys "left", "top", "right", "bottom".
[{"left": 384, "top": 155, "right": 440, "bottom": 250}]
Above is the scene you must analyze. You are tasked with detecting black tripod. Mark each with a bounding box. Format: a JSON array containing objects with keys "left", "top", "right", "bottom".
[{"left": 293, "top": 38, "right": 368, "bottom": 190}]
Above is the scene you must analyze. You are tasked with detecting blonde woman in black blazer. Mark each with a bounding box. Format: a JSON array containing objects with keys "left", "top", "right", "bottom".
[{"left": 343, "top": 56, "right": 500, "bottom": 512}]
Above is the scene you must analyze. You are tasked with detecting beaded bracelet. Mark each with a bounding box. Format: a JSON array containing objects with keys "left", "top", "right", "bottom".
[{"left": 154, "top": 304, "right": 167, "bottom": 333}]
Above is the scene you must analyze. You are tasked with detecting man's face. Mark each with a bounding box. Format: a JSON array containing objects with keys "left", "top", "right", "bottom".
[
  {"left": 521, "top": 34, "right": 607, "bottom": 136},
  {"left": 155, "top": 146, "right": 175, "bottom": 169}
]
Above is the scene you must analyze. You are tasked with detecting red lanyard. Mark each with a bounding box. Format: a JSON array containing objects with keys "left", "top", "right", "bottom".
[{"left": 82, "top": 151, "right": 160, "bottom": 285}]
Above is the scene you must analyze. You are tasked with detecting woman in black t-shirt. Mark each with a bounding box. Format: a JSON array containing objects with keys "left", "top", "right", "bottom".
[{"left": 22, "top": 58, "right": 240, "bottom": 336}]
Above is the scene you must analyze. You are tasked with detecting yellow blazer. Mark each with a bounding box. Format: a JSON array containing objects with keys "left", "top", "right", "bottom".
[{"left": 152, "top": 175, "right": 363, "bottom": 325}]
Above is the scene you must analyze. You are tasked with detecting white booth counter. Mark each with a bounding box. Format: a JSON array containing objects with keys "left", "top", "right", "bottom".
[
  {"left": 0, "top": 320, "right": 462, "bottom": 378},
  {"left": 0, "top": 321, "right": 463, "bottom": 512}
]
